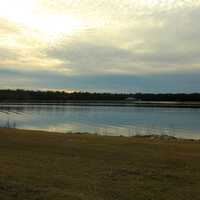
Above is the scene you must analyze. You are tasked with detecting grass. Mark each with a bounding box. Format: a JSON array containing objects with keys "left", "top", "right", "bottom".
[{"left": 0, "top": 128, "right": 200, "bottom": 200}]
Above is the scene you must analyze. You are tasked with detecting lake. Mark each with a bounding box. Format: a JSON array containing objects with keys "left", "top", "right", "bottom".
[{"left": 0, "top": 104, "right": 200, "bottom": 139}]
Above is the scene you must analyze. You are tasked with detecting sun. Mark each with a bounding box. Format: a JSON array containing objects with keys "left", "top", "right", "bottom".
[{"left": 28, "top": 14, "right": 84, "bottom": 42}]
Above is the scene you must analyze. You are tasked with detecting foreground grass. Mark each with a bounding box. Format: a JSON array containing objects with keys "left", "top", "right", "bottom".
[{"left": 0, "top": 128, "right": 200, "bottom": 200}]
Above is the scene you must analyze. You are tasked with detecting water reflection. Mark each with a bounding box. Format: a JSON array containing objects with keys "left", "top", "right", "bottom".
[{"left": 0, "top": 104, "right": 200, "bottom": 139}]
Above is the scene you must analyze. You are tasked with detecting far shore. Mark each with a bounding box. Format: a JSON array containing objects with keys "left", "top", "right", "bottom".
[
  {"left": 1, "top": 100, "right": 200, "bottom": 108},
  {"left": 0, "top": 128, "right": 200, "bottom": 199}
]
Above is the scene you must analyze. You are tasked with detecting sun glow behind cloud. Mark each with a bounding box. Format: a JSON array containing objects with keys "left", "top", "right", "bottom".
[{"left": 0, "top": 0, "right": 87, "bottom": 43}]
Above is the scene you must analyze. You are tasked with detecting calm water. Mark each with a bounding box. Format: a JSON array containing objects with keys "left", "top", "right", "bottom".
[{"left": 0, "top": 104, "right": 200, "bottom": 139}]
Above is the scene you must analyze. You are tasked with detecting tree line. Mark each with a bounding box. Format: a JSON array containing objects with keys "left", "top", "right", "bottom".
[{"left": 0, "top": 89, "right": 200, "bottom": 102}]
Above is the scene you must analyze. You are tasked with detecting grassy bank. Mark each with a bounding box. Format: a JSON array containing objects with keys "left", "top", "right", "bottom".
[{"left": 0, "top": 128, "right": 200, "bottom": 200}]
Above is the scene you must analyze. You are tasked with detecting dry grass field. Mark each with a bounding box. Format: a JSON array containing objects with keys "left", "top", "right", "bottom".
[{"left": 0, "top": 128, "right": 200, "bottom": 200}]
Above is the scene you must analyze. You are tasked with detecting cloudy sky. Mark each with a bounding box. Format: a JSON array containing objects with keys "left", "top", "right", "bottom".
[{"left": 0, "top": 0, "right": 200, "bottom": 92}]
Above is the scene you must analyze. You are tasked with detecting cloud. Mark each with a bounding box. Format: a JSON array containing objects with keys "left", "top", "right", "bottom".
[
  {"left": 43, "top": 2, "right": 200, "bottom": 76},
  {"left": 47, "top": 42, "right": 135, "bottom": 74},
  {"left": 0, "top": 0, "right": 200, "bottom": 91},
  {"left": 0, "top": 18, "right": 21, "bottom": 35},
  {"left": 1, "top": 67, "right": 200, "bottom": 93},
  {"left": 0, "top": 47, "right": 18, "bottom": 60}
]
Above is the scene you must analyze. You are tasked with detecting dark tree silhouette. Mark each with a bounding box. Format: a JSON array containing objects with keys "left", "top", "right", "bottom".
[{"left": 0, "top": 90, "right": 200, "bottom": 102}]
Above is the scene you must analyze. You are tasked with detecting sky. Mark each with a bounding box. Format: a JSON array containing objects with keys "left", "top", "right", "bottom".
[{"left": 0, "top": 0, "right": 200, "bottom": 93}]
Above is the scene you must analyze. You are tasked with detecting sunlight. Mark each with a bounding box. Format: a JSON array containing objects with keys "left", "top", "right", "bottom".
[
  {"left": 0, "top": 0, "right": 84, "bottom": 42},
  {"left": 29, "top": 14, "right": 84, "bottom": 42},
  {"left": 0, "top": 0, "right": 35, "bottom": 22}
]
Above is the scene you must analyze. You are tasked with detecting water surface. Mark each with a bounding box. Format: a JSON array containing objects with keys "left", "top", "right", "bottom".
[{"left": 0, "top": 104, "right": 200, "bottom": 139}]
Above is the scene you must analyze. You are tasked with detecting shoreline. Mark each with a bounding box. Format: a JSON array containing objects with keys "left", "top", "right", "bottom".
[{"left": 1, "top": 127, "right": 200, "bottom": 142}]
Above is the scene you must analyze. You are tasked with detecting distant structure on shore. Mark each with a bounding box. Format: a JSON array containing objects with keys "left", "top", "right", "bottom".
[{"left": 125, "top": 97, "right": 137, "bottom": 101}]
